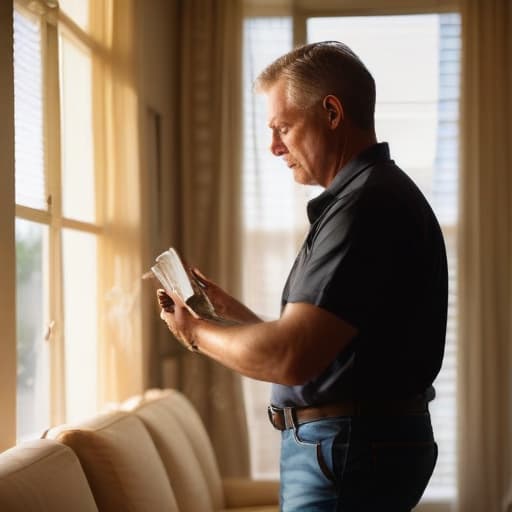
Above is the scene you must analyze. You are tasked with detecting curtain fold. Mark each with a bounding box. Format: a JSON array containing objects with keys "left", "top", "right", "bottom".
[
  {"left": 94, "top": 0, "right": 146, "bottom": 406},
  {"left": 178, "top": 0, "right": 250, "bottom": 477},
  {"left": 457, "top": 1, "right": 512, "bottom": 510}
]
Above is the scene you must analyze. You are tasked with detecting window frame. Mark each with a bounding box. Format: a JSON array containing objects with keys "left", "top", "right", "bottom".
[
  {"left": 0, "top": 0, "right": 17, "bottom": 453},
  {"left": 10, "top": 0, "right": 105, "bottom": 437}
]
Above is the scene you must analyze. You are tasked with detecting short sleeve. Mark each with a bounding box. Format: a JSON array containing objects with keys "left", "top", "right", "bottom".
[{"left": 285, "top": 187, "right": 397, "bottom": 328}]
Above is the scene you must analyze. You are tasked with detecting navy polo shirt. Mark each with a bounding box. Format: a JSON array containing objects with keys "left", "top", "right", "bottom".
[{"left": 271, "top": 143, "right": 448, "bottom": 407}]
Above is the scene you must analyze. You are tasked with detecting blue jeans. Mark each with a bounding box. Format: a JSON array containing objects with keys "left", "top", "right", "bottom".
[{"left": 280, "top": 413, "right": 437, "bottom": 511}]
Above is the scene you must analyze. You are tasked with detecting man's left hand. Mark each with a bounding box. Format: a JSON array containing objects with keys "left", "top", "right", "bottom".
[{"left": 157, "top": 289, "right": 199, "bottom": 352}]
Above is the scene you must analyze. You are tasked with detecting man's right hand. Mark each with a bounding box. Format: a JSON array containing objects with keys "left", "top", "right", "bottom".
[{"left": 191, "top": 267, "right": 262, "bottom": 324}]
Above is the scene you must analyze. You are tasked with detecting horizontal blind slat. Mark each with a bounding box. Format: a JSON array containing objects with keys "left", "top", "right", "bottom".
[{"left": 14, "top": 10, "right": 46, "bottom": 211}]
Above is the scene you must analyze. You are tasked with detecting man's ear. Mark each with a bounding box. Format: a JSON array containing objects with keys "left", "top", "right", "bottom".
[{"left": 322, "top": 95, "right": 343, "bottom": 129}]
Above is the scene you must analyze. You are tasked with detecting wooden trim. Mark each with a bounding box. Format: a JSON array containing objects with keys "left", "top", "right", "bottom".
[
  {"left": 14, "top": 207, "right": 102, "bottom": 235},
  {"left": 244, "top": 0, "right": 459, "bottom": 17},
  {"left": 58, "top": 11, "right": 112, "bottom": 63},
  {"left": 15, "top": 205, "right": 51, "bottom": 224},
  {"left": 45, "top": 21, "right": 67, "bottom": 425},
  {"left": 60, "top": 218, "right": 102, "bottom": 234},
  {"left": 295, "top": 0, "right": 459, "bottom": 17},
  {"left": 0, "top": 1, "right": 17, "bottom": 452}
]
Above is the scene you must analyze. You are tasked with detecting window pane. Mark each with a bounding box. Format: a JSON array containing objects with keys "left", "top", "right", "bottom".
[
  {"left": 59, "top": 0, "right": 90, "bottom": 32},
  {"left": 242, "top": 17, "right": 294, "bottom": 480},
  {"left": 16, "top": 219, "right": 50, "bottom": 441},
  {"left": 13, "top": 10, "right": 46, "bottom": 210},
  {"left": 242, "top": 16, "right": 299, "bottom": 317},
  {"left": 307, "top": 14, "right": 460, "bottom": 501},
  {"left": 243, "top": 18, "right": 307, "bottom": 235},
  {"left": 62, "top": 229, "right": 98, "bottom": 423},
  {"left": 60, "top": 35, "right": 96, "bottom": 223}
]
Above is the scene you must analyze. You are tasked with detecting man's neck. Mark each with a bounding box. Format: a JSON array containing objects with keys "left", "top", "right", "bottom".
[{"left": 325, "top": 130, "right": 377, "bottom": 187}]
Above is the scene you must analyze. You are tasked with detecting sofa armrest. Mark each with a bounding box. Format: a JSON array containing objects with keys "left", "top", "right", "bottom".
[{"left": 222, "top": 477, "right": 280, "bottom": 508}]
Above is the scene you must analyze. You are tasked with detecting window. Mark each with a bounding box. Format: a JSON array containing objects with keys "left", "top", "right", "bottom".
[
  {"left": 242, "top": 11, "right": 460, "bottom": 507},
  {"left": 242, "top": 17, "right": 295, "bottom": 477},
  {"left": 13, "top": 6, "right": 50, "bottom": 441},
  {"left": 13, "top": 0, "right": 102, "bottom": 439}
]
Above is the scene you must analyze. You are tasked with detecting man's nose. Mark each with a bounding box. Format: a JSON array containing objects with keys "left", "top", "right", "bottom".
[{"left": 270, "top": 133, "right": 287, "bottom": 156}]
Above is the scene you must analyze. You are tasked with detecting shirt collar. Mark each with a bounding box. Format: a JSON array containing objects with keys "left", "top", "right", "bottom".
[{"left": 307, "top": 142, "right": 391, "bottom": 224}]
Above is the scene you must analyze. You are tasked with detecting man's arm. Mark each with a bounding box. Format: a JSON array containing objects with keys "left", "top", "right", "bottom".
[{"left": 161, "top": 297, "right": 357, "bottom": 385}]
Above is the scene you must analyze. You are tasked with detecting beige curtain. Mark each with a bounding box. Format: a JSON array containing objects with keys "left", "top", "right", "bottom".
[
  {"left": 458, "top": 1, "right": 512, "bottom": 511},
  {"left": 93, "top": 0, "right": 146, "bottom": 406},
  {"left": 178, "top": 0, "right": 250, "bottom": 477}
]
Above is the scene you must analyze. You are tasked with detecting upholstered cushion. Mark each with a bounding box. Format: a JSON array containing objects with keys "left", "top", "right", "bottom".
[
  {"left": 0, "top": 439, "right": 98, "bottom": 512},
  {"left": 135, "top": 389, "right": 279, "bottom": 512},
  {"left": 134, "top": 394, "right": 215, "bottom": 511},
  {"left": 138, "top": 389, "right": 226, "bottom": 509},
  {"left": 222, "top": 478, "right": 279, "bottom": 510},
  {"left": 47, "top": 411, "right": 179, "bottom": 512}
]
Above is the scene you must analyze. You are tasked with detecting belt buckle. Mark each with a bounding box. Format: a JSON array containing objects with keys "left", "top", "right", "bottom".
[
  {"left": 267, "top": 405, "right": 282, "bottom": 430},
  {"left": 267, "top": 405, "right": 276, "bottom": 429}
]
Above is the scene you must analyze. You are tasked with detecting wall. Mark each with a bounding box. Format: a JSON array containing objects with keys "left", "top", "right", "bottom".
[{"left": 135, "top": 0, "right": 181, "bottom": 389}]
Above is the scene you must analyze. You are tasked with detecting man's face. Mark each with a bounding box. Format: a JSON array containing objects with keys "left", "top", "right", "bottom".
[{"left": 266, "top": 78, "right": 332, "bottom": 187}]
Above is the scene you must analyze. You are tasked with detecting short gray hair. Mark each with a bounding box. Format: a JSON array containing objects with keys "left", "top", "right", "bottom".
[{"left": 255, "top": 41, "right": 376, "bottom": 130}]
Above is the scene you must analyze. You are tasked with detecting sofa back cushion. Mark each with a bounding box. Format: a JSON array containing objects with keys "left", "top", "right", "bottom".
[
  {"left": 136, "top": 389, "right": 225, "bottom": 510},
  {"left": 0, "top": 439, "right": 98, "bottom": 512},
  {"left": 135, "top": 395, "right": 216, "bottom": 511},
  {"left": 47, "top": 411, "right": 179, "bottom": 512}
]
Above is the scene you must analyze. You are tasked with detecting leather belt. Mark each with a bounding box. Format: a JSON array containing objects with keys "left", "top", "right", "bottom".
[{"left": 268, "top": 398, "right": 428, "bottom": 431}]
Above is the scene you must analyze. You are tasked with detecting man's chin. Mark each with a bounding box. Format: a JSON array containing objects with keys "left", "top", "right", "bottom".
[{"left": 292, "top": 167, "right": 317, "bottom": 186}]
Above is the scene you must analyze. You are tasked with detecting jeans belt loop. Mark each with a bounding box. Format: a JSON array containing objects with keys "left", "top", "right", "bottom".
[{"left": 283, "top": 407, "right": 296, "bottom": 429}]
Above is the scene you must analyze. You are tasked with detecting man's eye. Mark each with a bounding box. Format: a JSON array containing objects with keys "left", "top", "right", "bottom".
[{"left": 279, "top": 127, "right": 289, "bottom": 135}]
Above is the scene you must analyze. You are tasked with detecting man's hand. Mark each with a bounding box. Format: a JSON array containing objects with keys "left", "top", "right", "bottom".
[
  {"left": 191, "top": 267, "right": 262, "bottom": 324},
  {"left": 157, "top": 289, "right": 199, "bottom": 352}
]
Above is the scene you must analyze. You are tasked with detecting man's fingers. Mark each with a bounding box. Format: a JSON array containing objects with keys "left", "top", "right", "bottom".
[
  {"left": 157, "top": 289, "right": 176, "bottom": 312},
  {"left": 165, "top": 290, "right": 198, "bottom": 319},
  {"left": 191, "top": 267, "right": 212, "bottom": 287},
  {"left": 159, "top": 299, "right": 175, "bottom": 312}
]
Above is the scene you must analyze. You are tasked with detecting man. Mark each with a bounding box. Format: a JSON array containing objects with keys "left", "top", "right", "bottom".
[{"left": 159, "top": 41, "right": 447, "bottom": 511}]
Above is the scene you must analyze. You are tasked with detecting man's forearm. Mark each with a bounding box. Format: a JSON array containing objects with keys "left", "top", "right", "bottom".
[
  {"left": 223, "top": 299, "right": 263, "bottom": 324},
  {"left": 192, "top": 319, "right": 295, "bottom": 384},
  {"left": 190, "top": 301, "right": 356, "bottom": 386},
  {"left": 163, "top": 299, "right": 356, "bottom": 386}
]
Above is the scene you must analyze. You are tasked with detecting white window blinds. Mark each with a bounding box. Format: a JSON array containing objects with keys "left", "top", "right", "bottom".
[{"left": 13, "top": 10, "right": 46, "bottom": 211}]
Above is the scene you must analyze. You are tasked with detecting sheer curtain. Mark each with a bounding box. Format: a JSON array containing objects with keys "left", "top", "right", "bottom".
[
  {"left": 178, "top": 0, "right": 250, "bottom": 477},
  {"left": 457, "top": 1, "right": 512, "bottom": 511},
  {"left": 91, "top": 0, "right": 147, "bottom": 405}
]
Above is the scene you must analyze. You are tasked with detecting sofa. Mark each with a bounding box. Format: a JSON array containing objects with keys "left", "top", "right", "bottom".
[{"left": 0, "top": 389, "right": 279, "bottom": 512}]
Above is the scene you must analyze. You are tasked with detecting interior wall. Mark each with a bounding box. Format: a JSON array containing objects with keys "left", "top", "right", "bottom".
[{"left": 135, "top": 0, "right": 181, "bottom": 390}]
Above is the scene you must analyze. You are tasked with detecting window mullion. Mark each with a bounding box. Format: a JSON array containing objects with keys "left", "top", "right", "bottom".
[
  {"left": 44, "top": 19, "right": 66, "bottom": 426},
  {"left": 292, "top": 7, "right": 307, "bottom": 47}
]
